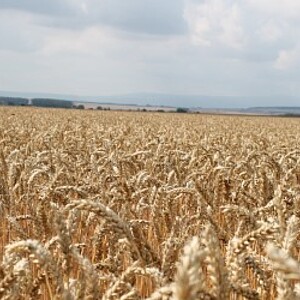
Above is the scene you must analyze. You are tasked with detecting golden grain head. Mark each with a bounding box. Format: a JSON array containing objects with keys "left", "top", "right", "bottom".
[{"left": 0, "top": 106, "right": 300, "bottom": 299}]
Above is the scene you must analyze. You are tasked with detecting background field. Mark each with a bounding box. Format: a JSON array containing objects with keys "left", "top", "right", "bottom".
[{"left": 0, "top": 107, "right": 300, "bottom": 299}]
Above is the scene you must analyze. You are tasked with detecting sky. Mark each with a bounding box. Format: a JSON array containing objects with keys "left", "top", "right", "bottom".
[{"left": 1, "top": 0, "right": 300, "bottom": 107}]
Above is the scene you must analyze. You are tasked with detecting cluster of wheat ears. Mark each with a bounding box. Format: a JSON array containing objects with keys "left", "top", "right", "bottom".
[{"left": 0, "top": 107, "right": 300, "bottom": 300}]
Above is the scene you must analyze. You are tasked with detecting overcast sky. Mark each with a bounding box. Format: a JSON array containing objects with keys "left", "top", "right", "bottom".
[{"left": 1, "top": 0, "right": 300, "bottom": 107}]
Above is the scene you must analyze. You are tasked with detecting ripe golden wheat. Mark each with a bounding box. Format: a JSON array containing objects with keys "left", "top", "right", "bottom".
[{"left": 0, "top": 106, "right": 300, "bottom": 299}]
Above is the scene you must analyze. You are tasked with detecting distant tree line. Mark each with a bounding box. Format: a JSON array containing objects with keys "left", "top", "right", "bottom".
[
  {"left": 0, "top": 96, "right": 191, "bottom": 113},
  {"left": 96, "top": 106, "right": 111, "bottom": 110},
  {"left": 74, "top": 104, "right": 85, "bottom": 109},
  {"left": 0, "top": 97, "right": 29, "bottom": 106},
  {"left": 31, "top": 98, "right": 73, "bottom": 108},
  {"left": 0, "top": 97, "right": 74, "bottom": 109},
  {"left": 176, "top": 107, "right": 189, "bottom": 113},
  {"left": 281, "top": 113, "right": 300, "bottom": 118}
]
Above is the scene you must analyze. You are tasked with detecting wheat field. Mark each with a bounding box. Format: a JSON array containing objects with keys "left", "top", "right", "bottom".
[{"left": 0, "top": 106, "right": 300, "bottom": 300}]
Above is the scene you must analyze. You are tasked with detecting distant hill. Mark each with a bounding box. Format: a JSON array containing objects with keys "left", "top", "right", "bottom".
[
  {"left": 1, "top": 90, "right": 300, "bottom": 112},
  {"left": 244, "top": 107, "right": 300, "bottom": 115},
  {"left": 0, "top": 90, "right": 240, "bottom": 108}
]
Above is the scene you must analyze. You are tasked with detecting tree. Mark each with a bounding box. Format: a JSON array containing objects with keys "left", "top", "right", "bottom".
[
  {"left": 32, "top": 98, "right": 73, "bottom": 108},
  {"left": 176, "top": 107, "right": 189, "bottom": 113}
]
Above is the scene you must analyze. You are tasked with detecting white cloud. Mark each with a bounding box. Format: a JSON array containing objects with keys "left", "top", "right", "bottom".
[
  {"left": 41, "top": 27, "right": 110, "bottom": 55},
  {"left": 274, "top": 47, "right": 300, "bottom": 70},
  {"left": 246, "top": 0, "right": 300, "bottom": 19},
  {"left": 219, "top": 4, "right": 245, "bottom": 49},
  {"left": 0, "top": 10, "right": 44, "bottom": 52},
  {"left": 80, "top": 2, "right": 88, "bottom": 14},
  {"left": 1, "top": 0, "right": 300, "bottom": 105},
  {"left": 259, "top": 21, "right": 283, "bottom": 42},
  {"left": 184, "top": 0, "right": 245, "bottom": 49}
]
